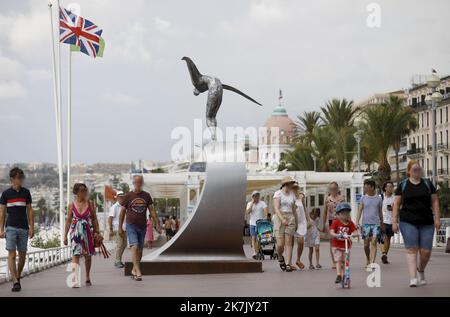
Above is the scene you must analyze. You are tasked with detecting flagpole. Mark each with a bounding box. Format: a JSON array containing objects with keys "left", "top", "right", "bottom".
[
  {"left": 56, "top": 0, "right": 65, "bottom": 245},
  {"left": 49, "top": 1, "right": 65, "bottom": 245},
  {"left": 67, "top": 46, "right": 72, "bottom": 210}
]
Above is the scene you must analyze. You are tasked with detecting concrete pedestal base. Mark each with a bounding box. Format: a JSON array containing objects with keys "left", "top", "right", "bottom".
[{"left": 130, "top": 161, "right": 256, "bottom": 276}]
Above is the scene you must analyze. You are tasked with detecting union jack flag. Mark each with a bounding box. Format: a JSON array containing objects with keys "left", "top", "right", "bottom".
[{"left": 59, "top": 7, "right": 103, "bottom": 58}]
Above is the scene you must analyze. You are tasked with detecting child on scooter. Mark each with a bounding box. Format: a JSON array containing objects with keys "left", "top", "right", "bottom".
[{"left": 329, "top": 202, "right": 358, "bottom": 284}]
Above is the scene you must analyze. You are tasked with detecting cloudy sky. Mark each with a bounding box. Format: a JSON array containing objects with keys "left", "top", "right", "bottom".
[{"left": 0, "top": 0, "right": 449, "bottom": 164}]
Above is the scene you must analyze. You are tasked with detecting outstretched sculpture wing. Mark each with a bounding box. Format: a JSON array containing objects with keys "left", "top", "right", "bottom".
[{"left": 222, "top": 84, "right": 262, "bottom": 106}]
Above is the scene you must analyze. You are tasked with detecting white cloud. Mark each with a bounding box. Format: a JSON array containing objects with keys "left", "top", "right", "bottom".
[
  {"left": 101, "top": 92, "right": 138, "bottom": 104},
  {"left": 248, "top": 0, "right": 287, "bottom": 23},
  {"left": 0, "top": 81, "right": 27, "bottom": 99},
  {"left": 0, "top": 7, "right": 49, "bottom": 61},
  {"left": 154, "top": 17, "right": 171, "bottom": 32},
  {"left": 0, "top": 53, "right": 24, "bottom": 80},
  {"left": 107, "top": 22, "right": 152, "bottom": 64}
]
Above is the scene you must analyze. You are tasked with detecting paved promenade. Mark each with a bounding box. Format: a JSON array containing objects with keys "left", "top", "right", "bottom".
[{"left": 0, "top": 242, "right": 449, "bottom": 297}]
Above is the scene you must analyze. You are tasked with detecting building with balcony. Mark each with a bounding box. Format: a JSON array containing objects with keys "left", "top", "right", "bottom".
[{"left": 405, "top": 75, "right": 450, "bottom": 183}]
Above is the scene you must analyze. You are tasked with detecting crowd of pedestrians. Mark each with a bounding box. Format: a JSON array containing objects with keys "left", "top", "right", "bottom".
[
  {"left": 0, "top": 159, "right": 443, "bottom": 291},
  {"left": 256, "top": 159, "right": 441, "bottom": 287}
]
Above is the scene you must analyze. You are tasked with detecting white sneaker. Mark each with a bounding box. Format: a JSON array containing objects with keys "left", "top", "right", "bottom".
[
  {"left": 409, "top": 278, "right": 419, "bottom": 287},
  {"left": 417, "top": 271, "right": 427, "bottom": 286}
]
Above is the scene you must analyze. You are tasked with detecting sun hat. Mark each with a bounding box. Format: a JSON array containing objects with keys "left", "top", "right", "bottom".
[
  {"left": 280, "top": 176, "right": 295, "bottom": 187},
  {"left": 335, "top": 202, "right": 351, "bottom": 213}
]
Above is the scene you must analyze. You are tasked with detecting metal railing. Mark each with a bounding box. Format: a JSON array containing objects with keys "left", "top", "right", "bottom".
[{"left": 0, "top": 246, "right": 71, "bottom": 284}]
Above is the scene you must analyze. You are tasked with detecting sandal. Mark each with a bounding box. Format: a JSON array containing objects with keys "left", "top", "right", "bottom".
[
  {"left": 296, "top": 261, "right": 305, "bottom": 270},
  {"left": 285, "top": 264, "right": 294, "bottom": 272},
  {"left": 278, "top": 256, "right": 287, "bottom": 271},
  {"left": 316, "top": 264, "right": 322, "bottom": 269},
  {"left": 86, "top": 280, "right": 92, "bottom": 286},
  {"left": 133, "top": 275, "right": 142, "bottom": 281},
  {"left": 309, "top": 264, "right": 315, "bottom": 270}
]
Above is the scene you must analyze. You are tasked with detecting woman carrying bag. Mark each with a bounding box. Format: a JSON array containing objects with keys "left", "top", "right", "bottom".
[{"left": 64, "top": 183, "right": 102, "bottom": 288}]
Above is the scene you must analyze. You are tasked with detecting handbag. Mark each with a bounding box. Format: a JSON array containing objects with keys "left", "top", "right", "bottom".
[{"left": 93, "top": 233, "right": 111, "bottom": 259}]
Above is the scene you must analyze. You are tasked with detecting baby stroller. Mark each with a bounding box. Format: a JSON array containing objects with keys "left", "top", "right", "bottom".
[{"left": 255, "top": 219, "right": 277, "bottom": 260}]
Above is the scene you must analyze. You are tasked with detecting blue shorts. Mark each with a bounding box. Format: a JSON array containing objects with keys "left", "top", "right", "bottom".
[
  {"left": 250, "top": 225, "right": 257, "bottom": 237},
  {"left": 5, "top": 226, "right": 28, "bottom": 252},
  {"left": 362, "top": 224, "right": 381, "bottom": 240},
  {"left": 126, "top": 223, "right": 146, "bottom": 249},
  {"left": 399, "top": 222, "right": 434, "bottom": 250}
]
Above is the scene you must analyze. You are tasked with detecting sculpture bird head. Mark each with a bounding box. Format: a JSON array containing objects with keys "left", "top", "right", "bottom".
[{"left": 182, "top": 56, "right": 202, "bottom": 87}]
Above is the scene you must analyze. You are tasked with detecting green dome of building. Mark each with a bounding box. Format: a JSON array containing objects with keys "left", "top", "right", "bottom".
[{"left": 271, "top": 105, "right": 288, "bottom": 116}]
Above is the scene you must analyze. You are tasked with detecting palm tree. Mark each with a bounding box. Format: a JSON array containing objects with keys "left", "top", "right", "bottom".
[
  {"left": 437, "top": 181, "right": 450, "bottom": 218},
  {"left": 321, "top": 98, "right": 358, "bottom": 171},
  {"left": 360, "top": 100, "right": 417, "bottom": 185},
  {"left": 360, "top": 140, "right": 377, "bottom": 172},
  {"left": 292, "top": 111, "right": 321, "bottom": 143},
  {"left": 278, "top": 143, "right": 314, "bottom": 171},
  {"left": 385, "top": 96, "right": 418, "bottom": 183},
  {"left": 311, "top": 126, "right": 336, "bottom": 172},
  {"left": 281, "top": 126, "right": 336, "bottom": 172},
  {"left": 360, "top": 104, "right": 393, "bottom": 183}
]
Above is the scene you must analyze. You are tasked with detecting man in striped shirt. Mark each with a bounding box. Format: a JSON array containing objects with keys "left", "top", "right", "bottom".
[{"left": 0, "top": 167, "right": 34, "bottom": 292}]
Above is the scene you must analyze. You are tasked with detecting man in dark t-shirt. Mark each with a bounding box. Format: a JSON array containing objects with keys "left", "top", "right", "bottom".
[
  {"left": 119, "top": 175, "right": 160, "bottom": 281},
  {"left": 0, "top": 167, "right": 34, "bottom": 292}
]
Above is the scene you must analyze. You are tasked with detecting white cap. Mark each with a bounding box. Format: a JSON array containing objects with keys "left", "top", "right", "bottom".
[{"left": 251, "top": 191, "right": 260, "bottom": 197}]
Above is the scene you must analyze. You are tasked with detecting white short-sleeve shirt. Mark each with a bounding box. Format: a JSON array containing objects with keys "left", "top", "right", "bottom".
[
  {"left": 108, "top": 202, "right": 126, "bottom": 231},
  {"left": 273, "top": 190, "right": 295, "bottom": 213},
  {"left": 382, "top": 195, "right": 395, "bottom": 225},
  {"left": 247, "top": 200, "right": 267, "bottom": 226}
]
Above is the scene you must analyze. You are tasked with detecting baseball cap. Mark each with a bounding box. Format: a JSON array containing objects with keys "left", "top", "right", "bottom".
[
  {"left": 336, "top": 202, "right": 351, "bottom": 213},
  {"left": 251, "top": 191, "right": 260, "bottom": 197}
]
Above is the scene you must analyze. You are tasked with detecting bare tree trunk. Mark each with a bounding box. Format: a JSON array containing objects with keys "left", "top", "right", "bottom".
[
  {"left": 378, "top": 154, "right": 392, "bottom": 186},
  {"left": 395, "top": 149, "right": 400, "bottom": 184}
]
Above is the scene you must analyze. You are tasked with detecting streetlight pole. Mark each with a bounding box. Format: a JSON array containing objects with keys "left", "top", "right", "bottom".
[
  {"left": 354, "top": 133, "right": 361, "bottom": 172},
  {"left": 311, "top": 141, "right": 317, "bottom": 172},
  {"left": 426, "top": 71, "right": 443, "bottom": 186},
  {"left": 312, "top": 155, "right": 317, "bottom": 172},
  {"left": 431, "top": 88, "right": 437, "bottom": 185}
]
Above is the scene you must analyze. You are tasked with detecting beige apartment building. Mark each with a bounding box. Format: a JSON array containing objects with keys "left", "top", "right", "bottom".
[
  {"left": 405, "top": 75, "right": 450, "bottom": 184},
  {"left": 353, "top": 76, "right": 450, "bottom": 184}
]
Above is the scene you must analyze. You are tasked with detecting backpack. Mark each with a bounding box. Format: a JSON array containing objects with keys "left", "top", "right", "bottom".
[
  {"left": 398, "top": 178, "right": 432, "bottom": 207},
  {"left": 399, "top": 178, "right": 432, "bottom": 194}
]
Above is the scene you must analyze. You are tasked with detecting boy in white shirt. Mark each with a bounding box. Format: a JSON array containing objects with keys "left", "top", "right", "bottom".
[{"left": 381, "top": 181, "right": 395, "bottom": 264}]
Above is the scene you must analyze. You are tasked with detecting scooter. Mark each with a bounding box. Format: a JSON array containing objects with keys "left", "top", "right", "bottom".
[{"left": 342, "top": 234, "right": 351, "bottom": 289}]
